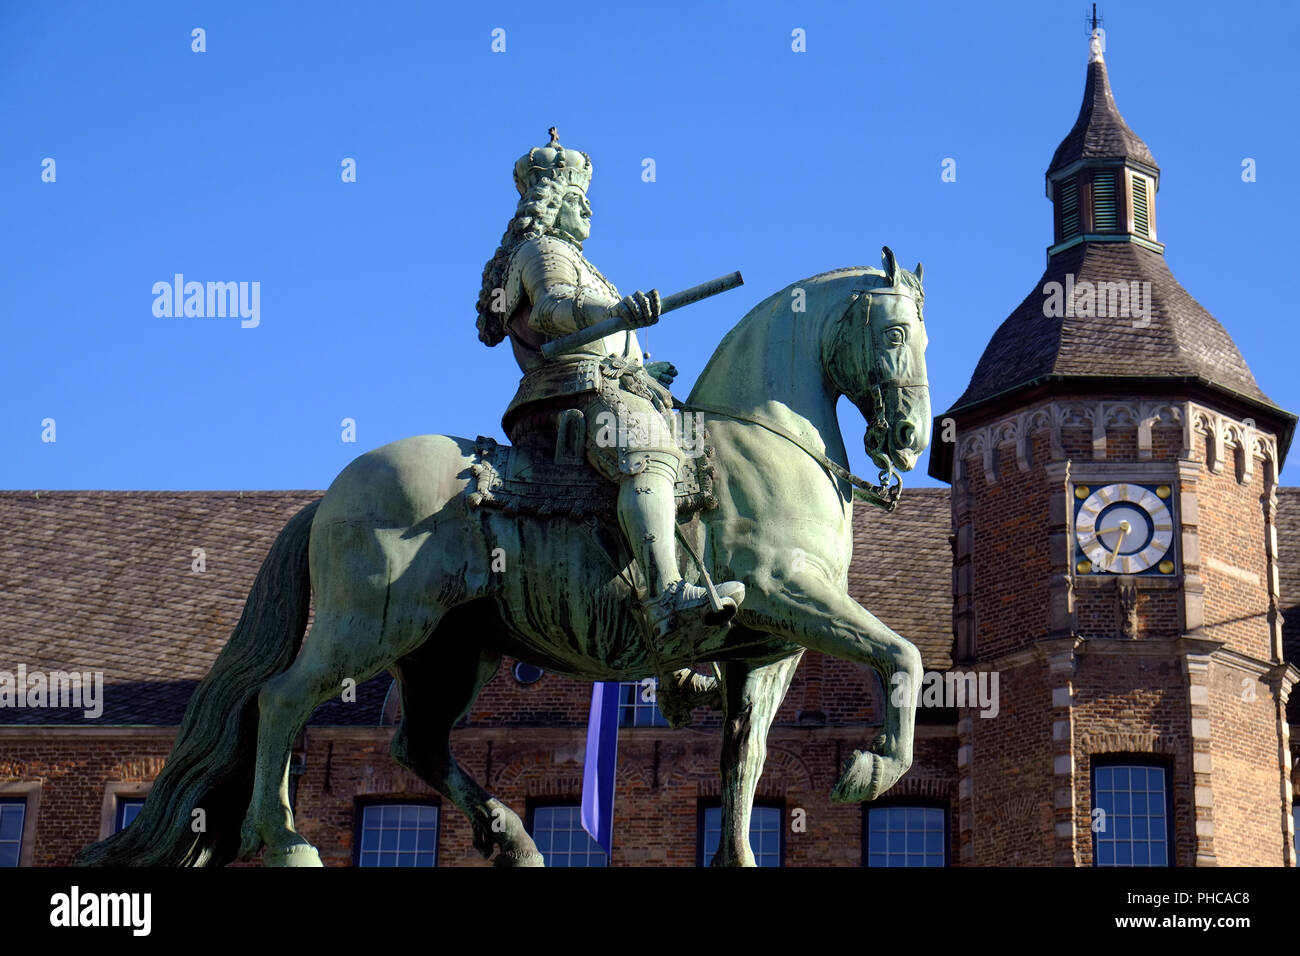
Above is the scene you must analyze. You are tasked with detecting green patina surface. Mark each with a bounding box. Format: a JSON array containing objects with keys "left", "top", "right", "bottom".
[{"left": 77, "top": 132, "right": 932, "bottom": 868}]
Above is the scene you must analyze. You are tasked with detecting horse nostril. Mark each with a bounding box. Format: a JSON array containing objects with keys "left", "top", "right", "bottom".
[{"left": 896, "top": 422, "right": 915, "bottom": 448}]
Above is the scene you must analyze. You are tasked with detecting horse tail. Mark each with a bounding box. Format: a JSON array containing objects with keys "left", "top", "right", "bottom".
[{"left": 75, "top": 500, "right": 320, "bottom": 867}]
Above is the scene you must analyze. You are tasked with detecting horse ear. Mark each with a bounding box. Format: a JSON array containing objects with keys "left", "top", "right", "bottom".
[
  {"left": 881, "top": 246, "right": 898, "bottom": 286},
  {"left": 915, "top": 262, "right": 924, "bottom": 283}
]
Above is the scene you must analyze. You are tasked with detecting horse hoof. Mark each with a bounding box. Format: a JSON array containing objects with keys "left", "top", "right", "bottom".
[
  {"left": 494, "top": 848, "right": 545, "bottom": 867},
  {"left": 831, "top": 749, "right": 884, "bottom": 804},
  {"left": 264, "top": 843, "right": 324, "bottom": 867}
]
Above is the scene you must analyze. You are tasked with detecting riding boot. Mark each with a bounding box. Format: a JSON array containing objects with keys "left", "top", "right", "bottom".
[{"left": 616, "top": 453, "right": 746, "bottom": 645}]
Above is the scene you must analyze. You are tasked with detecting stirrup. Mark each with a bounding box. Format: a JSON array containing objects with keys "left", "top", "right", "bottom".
[{"left": 643, "top": 579, "right": 745, "bottom": 639}]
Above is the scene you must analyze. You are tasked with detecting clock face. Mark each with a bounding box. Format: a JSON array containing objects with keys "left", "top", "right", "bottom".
[{"left": 1074, "top": 483, "right": 1176, "bottom": 575}]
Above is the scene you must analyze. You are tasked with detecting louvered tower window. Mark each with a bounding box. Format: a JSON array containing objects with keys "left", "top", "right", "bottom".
[
  {"left": 1058, "top": 177, "right": 1079, "bottom": 241},
  {"left": 1132, "top": 174, "right": 1150, "bottom": 238},
  {"left": 1092, "top": 172, "right": 1117, "bottom": 231}
]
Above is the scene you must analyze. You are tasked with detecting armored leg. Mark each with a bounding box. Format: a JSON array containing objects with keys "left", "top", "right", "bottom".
[{"left": 617, "top": 450, "right": 745, "bottom": 641}]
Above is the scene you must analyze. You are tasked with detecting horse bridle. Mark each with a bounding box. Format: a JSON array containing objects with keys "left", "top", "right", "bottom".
[
  {"left": 839, "top": 287, "right": 929, "bottom": 503},
  {"left": 684, "top": 285, "right": 926, "bottom": 512}
]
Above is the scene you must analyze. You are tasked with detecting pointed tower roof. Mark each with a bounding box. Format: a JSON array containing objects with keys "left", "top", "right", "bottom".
[
  {"left": 1047, "top": 31, "right": 1157, "bottom": 177},
  {"left": 929, "top": 29, "right": 1294, "bottom": 480},
  {"left": 949, "top": 241, "right": 1275, "bottom": 409}
]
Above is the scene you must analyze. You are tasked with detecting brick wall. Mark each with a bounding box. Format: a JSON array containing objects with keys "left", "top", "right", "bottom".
[
  {"left": 1206, "top": 661, "right": 1289, "bottom": 865},
  {"left": 968, "top": 439, "right": 1054, "bottom": 659},
  {"left": 1196, "top": 455, "right": 1273, "bottom": 660},
  {"left": 1, "top": 722, "right": 958, "bottom": 867},
  {"left": 967, "top": 660, "right": 1055, "bottom": 864},
  {"left": 1070, "top": 653, "right": 1193, "bottom": 866},
  {"left": 0, "top": 731, "right": 175, "bottom": 866}
]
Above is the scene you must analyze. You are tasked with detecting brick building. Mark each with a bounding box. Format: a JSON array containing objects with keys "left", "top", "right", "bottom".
[{"left": 1, "top": 36, "right": 1297, "bottom": 867}]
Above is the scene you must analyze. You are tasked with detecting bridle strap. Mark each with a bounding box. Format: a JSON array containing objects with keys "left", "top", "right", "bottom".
[{"left": 683, "top": 401, "right": 902, "bottom": 512}]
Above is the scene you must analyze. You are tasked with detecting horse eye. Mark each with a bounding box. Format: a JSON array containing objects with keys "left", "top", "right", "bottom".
[{"left": 886, "top": 328, "right": 905, "bottom": 345}]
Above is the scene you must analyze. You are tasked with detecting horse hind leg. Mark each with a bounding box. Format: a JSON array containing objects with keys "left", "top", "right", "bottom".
[
  {"left": 239, "top": 610, "right": 436, "bottom": 866},
  {"left": 714, "top": 650, "right": 804, "bottom": 867},
  {"left": 389, "top": 640, "right": 543, "bottom": 867}
]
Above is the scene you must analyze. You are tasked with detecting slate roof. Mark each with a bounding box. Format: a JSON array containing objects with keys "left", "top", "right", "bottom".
[
  {"left": 0, "top": 488, "right": 957, "bottom": 725},
  {"left": 0, "top": 490, "right": 386, "bottom": 725},
  {"left": 1047, "top": 54, "right": 1157, "bottom": 176},
  {"left": 949, "top": 241, "right": 1278, "bottom": 413}
]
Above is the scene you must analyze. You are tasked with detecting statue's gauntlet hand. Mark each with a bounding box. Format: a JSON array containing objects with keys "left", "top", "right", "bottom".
[{"left": 608, "top": 290, "right": 661, "bottom": 329}]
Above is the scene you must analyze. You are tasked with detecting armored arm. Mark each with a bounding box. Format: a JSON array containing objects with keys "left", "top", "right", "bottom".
[{"left": 507, "top": 236, "right": 619, "bottom": 337}]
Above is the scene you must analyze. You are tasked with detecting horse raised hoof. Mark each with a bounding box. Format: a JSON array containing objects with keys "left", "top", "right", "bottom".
[
  {"left": 830, "top": 744, "right": 909, "bottom": 804},
  {"left": 264, "top": 843, "right": 324, "bottom": 867}
]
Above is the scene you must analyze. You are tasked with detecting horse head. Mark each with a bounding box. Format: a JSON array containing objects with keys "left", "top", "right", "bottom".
[{"left": 825, "top": 246, "right": 931, "bottom": 477}]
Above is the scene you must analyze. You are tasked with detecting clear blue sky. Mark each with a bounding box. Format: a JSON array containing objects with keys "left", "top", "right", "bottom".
[{"left": 3, "top": 0, "right": 1297, "bottom": 490}]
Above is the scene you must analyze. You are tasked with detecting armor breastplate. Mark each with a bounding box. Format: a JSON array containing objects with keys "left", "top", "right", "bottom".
[
  {"left": 502, "top": 234, "right": 643, "bottom": 433},
  {"left": 504, "top": 234, "right": 628, "bottom": 370}
]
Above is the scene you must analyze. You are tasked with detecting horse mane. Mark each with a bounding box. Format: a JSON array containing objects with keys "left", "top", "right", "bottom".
[{"left": 801, "top": 262, "right": 925, "bottom": 316}]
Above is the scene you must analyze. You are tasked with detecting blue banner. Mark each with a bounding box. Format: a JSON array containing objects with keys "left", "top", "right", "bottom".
[{"left": 580, "top": 681, "right": 620, "bottom": 856}]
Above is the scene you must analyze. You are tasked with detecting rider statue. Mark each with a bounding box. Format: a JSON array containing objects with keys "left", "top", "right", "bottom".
[{"left": 475, "top": 130, "right": 745, "bottom": 696}]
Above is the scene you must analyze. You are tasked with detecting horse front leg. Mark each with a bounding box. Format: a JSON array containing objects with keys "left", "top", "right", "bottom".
[
  {"left": 740, "top": 578, "right": 922, "bottom": 803},
  {"left": 714, "top": 651, "right": 803, "bottom": 867}
]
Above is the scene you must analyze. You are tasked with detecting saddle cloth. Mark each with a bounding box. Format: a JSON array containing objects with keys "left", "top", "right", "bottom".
[{"left": 466, "top": 432, "right": 717, "bottom": 522}]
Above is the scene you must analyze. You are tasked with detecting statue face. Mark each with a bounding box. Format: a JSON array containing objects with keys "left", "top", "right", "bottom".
[{"left": 554, "top": 187, "right": 592, "bottom": 242}]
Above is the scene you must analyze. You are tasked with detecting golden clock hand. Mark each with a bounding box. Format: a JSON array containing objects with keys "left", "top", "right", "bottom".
[{"left": 1108, "top": 520, "right": 1131, "bottom": 568}]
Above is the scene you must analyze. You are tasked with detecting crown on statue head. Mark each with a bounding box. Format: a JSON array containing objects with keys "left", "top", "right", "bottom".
[{"left": 514, "top": 128, "right": 592, "bottom": 197}]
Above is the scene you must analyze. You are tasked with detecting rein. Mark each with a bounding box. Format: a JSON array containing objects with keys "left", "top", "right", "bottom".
[
  {"left": 681, "top": 280, "right": 929, "bottom": 513},
  {"left": 684, "top": 401, "right": 903, "bottom": 512}
]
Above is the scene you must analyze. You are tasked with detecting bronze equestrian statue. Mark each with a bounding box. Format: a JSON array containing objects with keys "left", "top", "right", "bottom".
[{"left": 78, "top": 130, "right": 931, "bottom": 867}]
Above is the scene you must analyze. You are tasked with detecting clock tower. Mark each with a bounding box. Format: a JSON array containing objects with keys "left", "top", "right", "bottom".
[{"left": 929, "top": 28, "right": 1298, "bottom": 865}]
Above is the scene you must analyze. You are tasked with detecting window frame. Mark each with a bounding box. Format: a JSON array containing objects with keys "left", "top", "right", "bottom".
[
  {"left": 352, "top": 798, "right": 441, "bottom": 868},
  {"left": 1056, "top": 175, "right": 1080, "bottom": 242},
  {"left": 697, "top": 799, "right": 785, "bottom": 867},
  {"left": 525, "top": 799, "right": 610, "bottom": 867},
  {"left": 1090, "top": 754, "right": 1175, "bottom": 868},
  {"left": 618, "top": 679, "right": 670, "bottom": 728},
  {"left": 512, "top": 661, "right": 545, "bottom": 685},
  {"left": 1129, "top": 170, "right": 1151, "bottom": 239},
  {"left": 1089, "top": 169, "right": 1119, "bottom": 232},
  {"left": 0, "top": 789, "right": 38, "bottom": 868},
  {"left": 98, "top": 782, "right": 151, "bottom": 840},
  {"left": 861, "top": 801, "right": 951, "bottom": 867},
  {"left": 115, "top": 797, "right": 146, "bottom": 832}
]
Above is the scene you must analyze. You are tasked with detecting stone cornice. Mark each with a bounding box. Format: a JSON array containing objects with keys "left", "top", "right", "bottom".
[
  {"left": 948, "top": 397, "right": 1280, "bottom": 486},
  {"left": 967, "top": 632, "right": 1293, "bottom": 693}
]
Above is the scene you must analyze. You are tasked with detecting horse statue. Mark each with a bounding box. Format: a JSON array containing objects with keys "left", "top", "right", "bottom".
[{"left": 76, "top": 247, "right": 930, "bottom": 868}]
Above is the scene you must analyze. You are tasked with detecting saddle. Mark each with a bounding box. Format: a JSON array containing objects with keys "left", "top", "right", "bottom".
[{"left": 465, "top": 408, "right": 717, "bottom": 523}]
